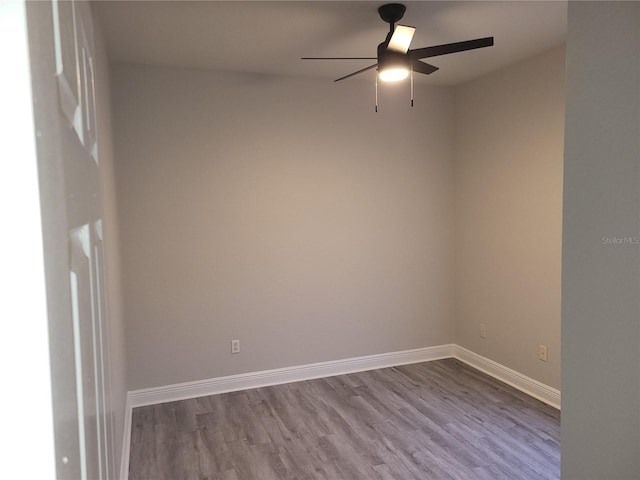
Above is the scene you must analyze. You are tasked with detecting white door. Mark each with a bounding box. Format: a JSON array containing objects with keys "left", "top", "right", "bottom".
[{"left": 26, "top": 1, "right": 114, "bottom": 478}]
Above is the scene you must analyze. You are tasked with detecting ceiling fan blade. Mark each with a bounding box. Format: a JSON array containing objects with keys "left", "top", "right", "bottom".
[
  {"left": 411, "top": 60, "right": 439, "bottom": 75},
  {"left": 387, "top": 25, "right": 416, "bottom": 53},
  {"left": 334, "top": 64, "right": 378, "bottom": 82},
  {"left": 301, "top": 57, "right": 377, "bottom": 60},
  {"left": 409, "top": 37, "right": 494, "bottom": 60}
]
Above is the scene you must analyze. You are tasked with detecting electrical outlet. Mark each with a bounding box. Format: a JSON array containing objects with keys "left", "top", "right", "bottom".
[
  {"left": 480, "top": 323, "right": 486, "bottom": 339},
  {"left": 539, "top": 345, "right": 548, "bottom": 362},
  {"left": 231, "top": 339, "right": 240, "bottom": 354}
]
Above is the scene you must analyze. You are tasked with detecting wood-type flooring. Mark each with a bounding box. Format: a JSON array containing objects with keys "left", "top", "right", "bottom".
[{"left": 128, "top": 358, "right": 560, "bottom": 480}]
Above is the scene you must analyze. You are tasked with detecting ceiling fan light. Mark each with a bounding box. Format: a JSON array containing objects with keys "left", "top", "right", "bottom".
[{"left": 379, "top": 67, "right": 409, "bottom": 82}]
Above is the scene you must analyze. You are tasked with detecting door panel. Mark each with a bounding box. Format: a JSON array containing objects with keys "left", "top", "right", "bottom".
[
  {"left": 78, "top": 18, "right": 98, "bottom": 162},
  {"left": 51, "top": 0, "right": 82, "bottom": 140},
  {"left": 93, "top": 220, "right": 112, "bottom": 480},
  {"left": 69, "top": 224, "right": 98, "bottom": 480}
]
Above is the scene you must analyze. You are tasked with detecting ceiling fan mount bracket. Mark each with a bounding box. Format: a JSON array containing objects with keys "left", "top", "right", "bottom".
[{"left": 378, "top": 3, "right": 406, "bottom": 26}]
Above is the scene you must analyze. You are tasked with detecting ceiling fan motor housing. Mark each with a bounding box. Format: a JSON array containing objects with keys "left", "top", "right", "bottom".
[{"left": 377, "top": 42, "right": 409, "bottom": 72}]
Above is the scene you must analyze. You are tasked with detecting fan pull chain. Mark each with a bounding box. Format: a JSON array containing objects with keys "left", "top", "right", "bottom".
[
  {"left": 375, "top": 74, "right": 378, "bottom": 113},
  {"left": 410, "top": 66, "right": 414, "bottom": 107}
]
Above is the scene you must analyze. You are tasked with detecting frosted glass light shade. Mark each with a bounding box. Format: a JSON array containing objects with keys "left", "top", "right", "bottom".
[{"left": 379, "top": 67, "right": 409, "bottom": 82}]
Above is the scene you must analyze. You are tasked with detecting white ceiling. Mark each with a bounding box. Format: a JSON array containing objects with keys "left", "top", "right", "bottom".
[{"left": 95, "top": 1, "right": 567, "bottom": 86}]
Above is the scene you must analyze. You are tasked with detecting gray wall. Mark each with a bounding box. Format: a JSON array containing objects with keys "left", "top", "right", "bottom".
[
  {"left": 93, "top": 9, "right": 128, "bottom": 475},
  {"left": 111, "top": 66, "right": 455, "bottom": 390},
  {"left": 453, "top": 47, "right": 565, "bottom": 390},
  {"left": 561, "top": 2, "right": 640, "bottom": 478}
]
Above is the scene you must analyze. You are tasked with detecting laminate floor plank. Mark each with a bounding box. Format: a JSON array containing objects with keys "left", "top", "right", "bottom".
[
  {"left": 129, "top": 406, "right": 158, "bottom": 480},
  {"left": 129, "top": 359, "right": 560, "bottom": 479}
]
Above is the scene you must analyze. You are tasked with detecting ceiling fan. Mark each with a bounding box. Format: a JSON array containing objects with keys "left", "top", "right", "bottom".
[{"left": 302, "top": 3, "right": 494, "bottom": 85}]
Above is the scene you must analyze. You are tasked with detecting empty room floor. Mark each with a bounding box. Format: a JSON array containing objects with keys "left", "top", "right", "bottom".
[{"left": 128, "top": 359, "right": 560, "bottom": 480}]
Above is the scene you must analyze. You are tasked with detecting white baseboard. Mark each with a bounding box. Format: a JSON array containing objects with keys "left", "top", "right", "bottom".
[
  {"left": 454, "top": 345, "right": 561, "bottom": 409},
  {"left": 128, "top": 344, "right": 456, "bottom": 408},
  {"left": 120, "top": 343, "right": 560, "bottom": 479}
]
